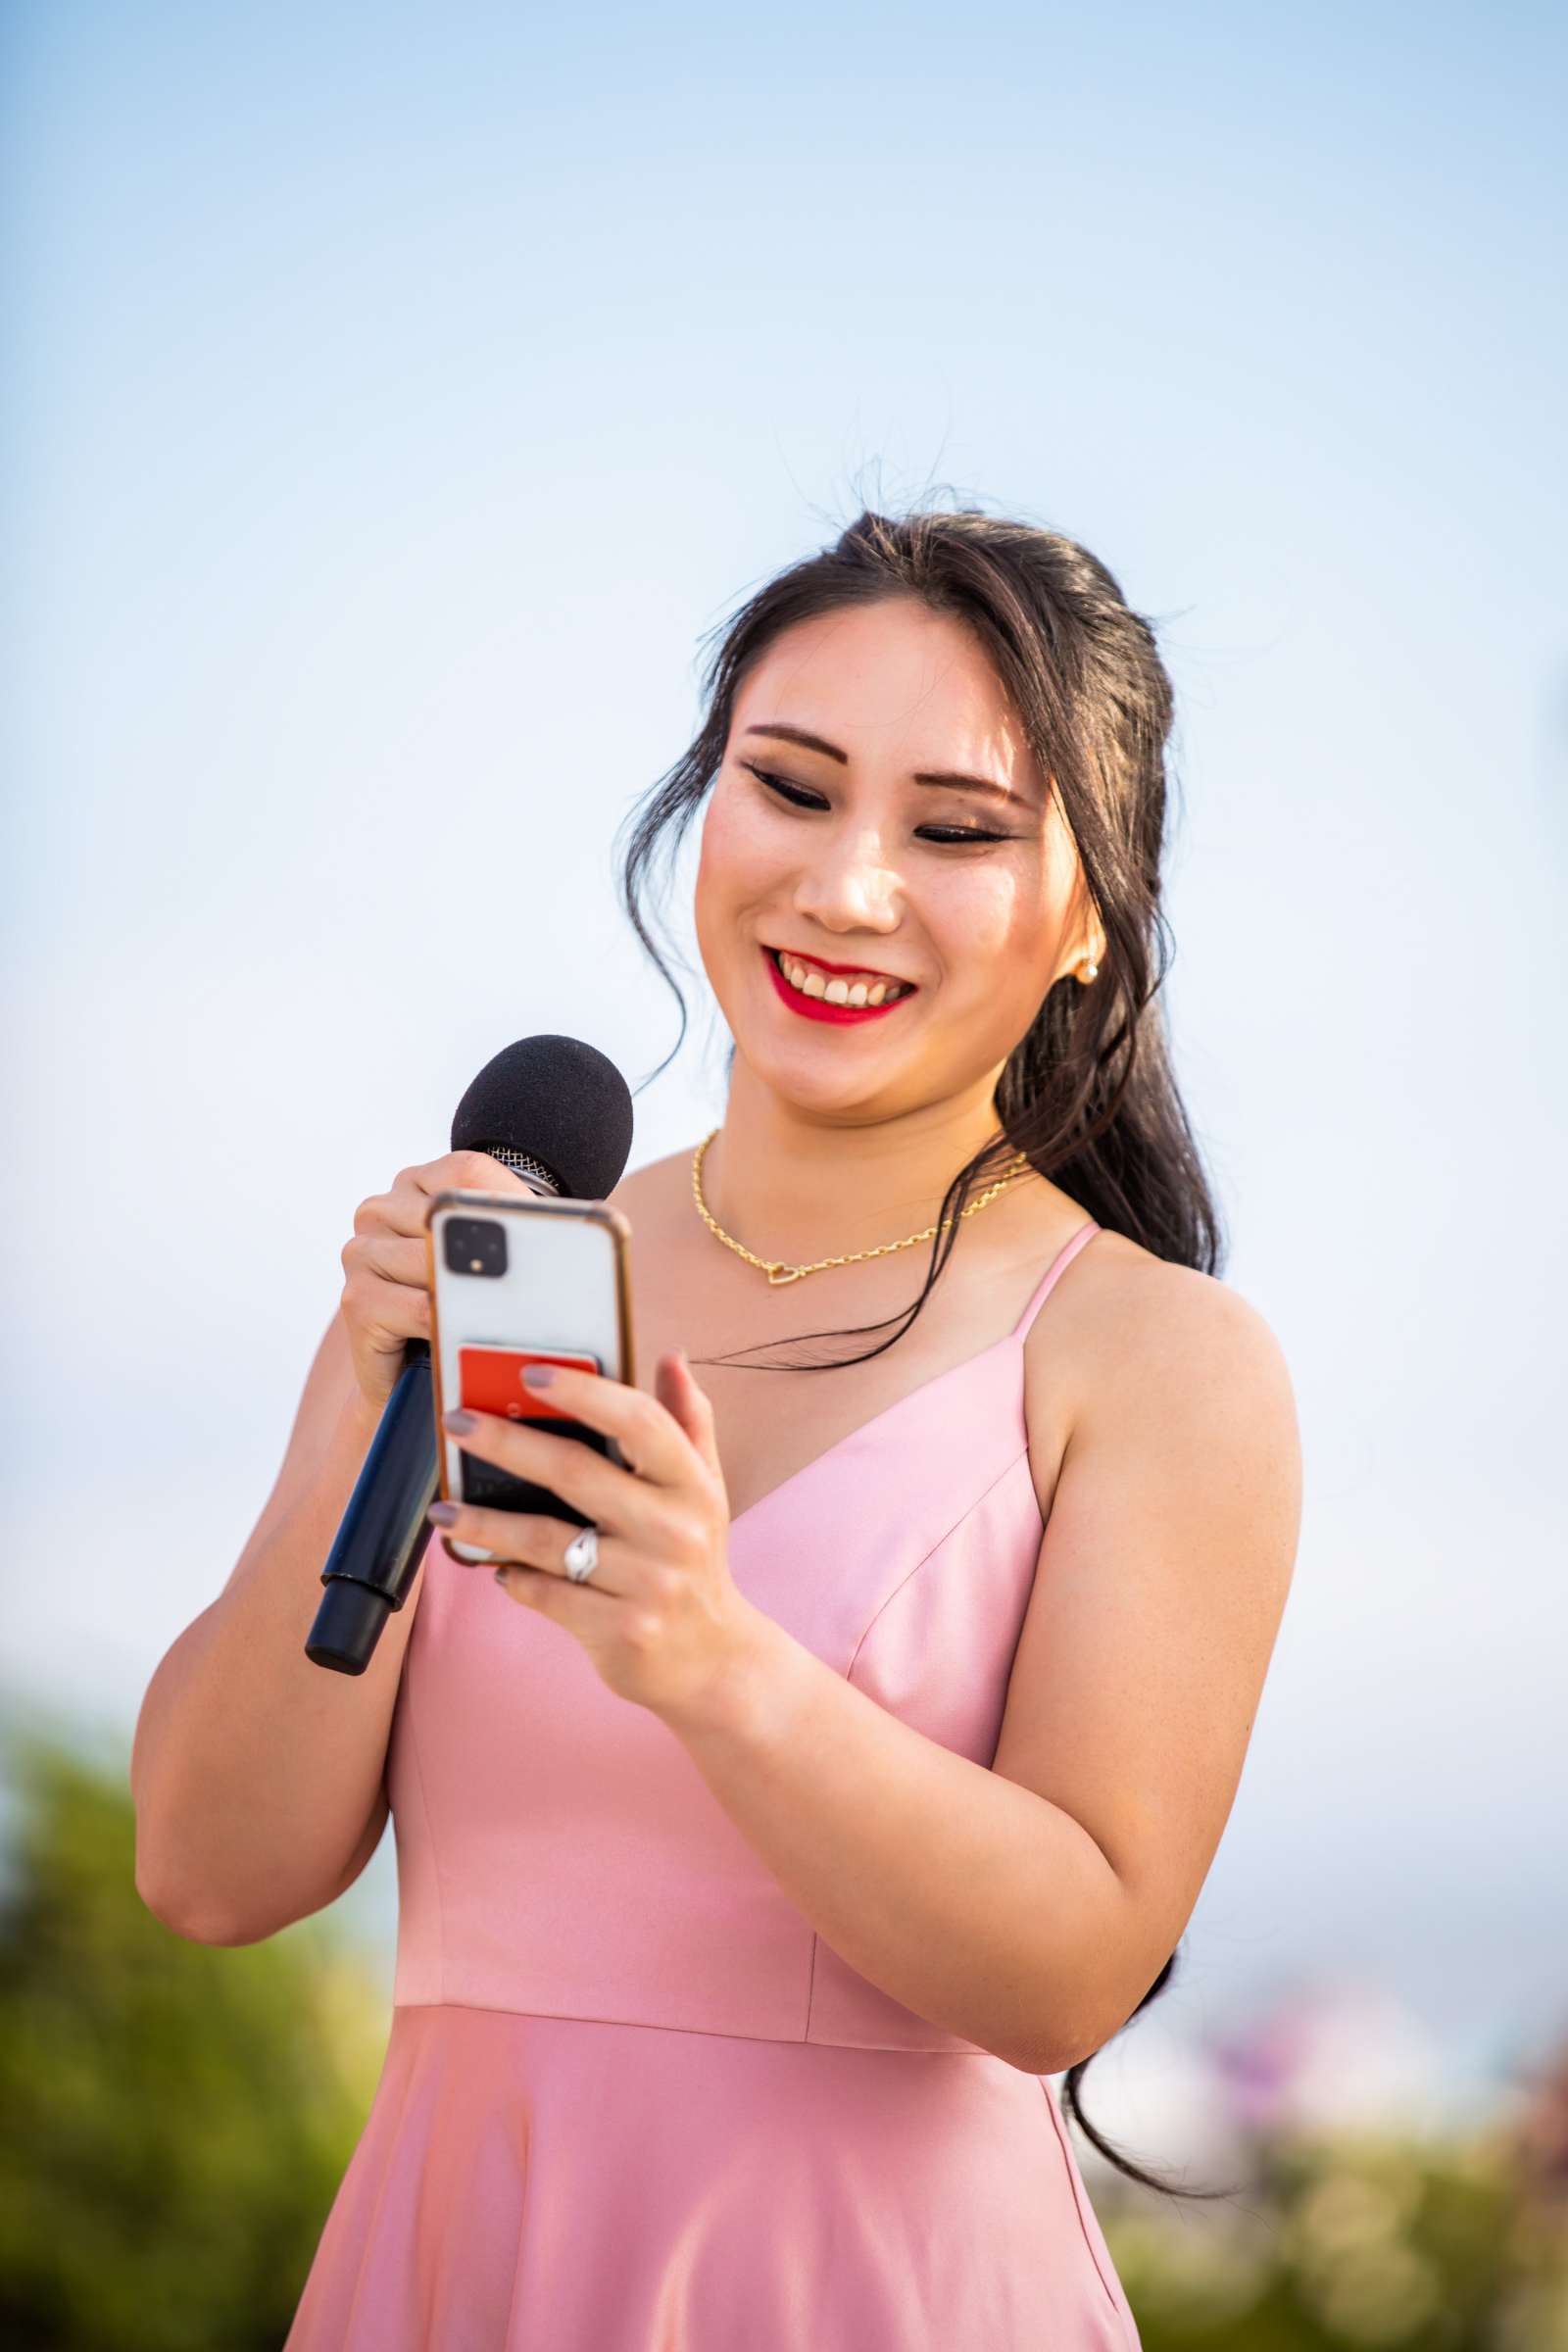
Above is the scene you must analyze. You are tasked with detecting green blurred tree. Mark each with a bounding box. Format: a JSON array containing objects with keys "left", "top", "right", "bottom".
[
  {"left": 0, "top": 1716, "right": 385, "bottom": 2352},
  {"left": 1098, "top": 2099, "right": 1568, "bottom": 2348}
]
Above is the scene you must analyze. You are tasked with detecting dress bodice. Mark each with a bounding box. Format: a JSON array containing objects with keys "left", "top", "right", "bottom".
[
  {"left": 387, "top": 1222, "right": 1102, "bottom": 2052},
  {"left": 289, "top": 1220, "right": 1147, "bottom": 2352}
]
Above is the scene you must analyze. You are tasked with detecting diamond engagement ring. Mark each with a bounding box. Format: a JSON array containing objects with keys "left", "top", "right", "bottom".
[{"left": 562, "top": 1524, "right": 600, "bottom": 1584}]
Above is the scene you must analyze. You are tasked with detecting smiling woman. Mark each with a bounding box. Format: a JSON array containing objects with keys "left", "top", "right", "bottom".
[{"left": 270, "top": 504, "right": 1299, "bottom": 2352}]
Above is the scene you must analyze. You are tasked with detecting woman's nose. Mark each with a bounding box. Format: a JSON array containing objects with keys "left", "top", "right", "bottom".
[{"left": 792, "top": 830, "right": 901, "bottom": 935}]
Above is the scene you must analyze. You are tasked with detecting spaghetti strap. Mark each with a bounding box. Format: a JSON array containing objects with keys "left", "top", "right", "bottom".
[{"left": 1010, "top": 1219, "right": 1102, "bottom": 1342}]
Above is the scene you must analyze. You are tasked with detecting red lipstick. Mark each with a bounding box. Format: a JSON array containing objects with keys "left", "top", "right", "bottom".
[{"left": 760, "top": 945, "right": 917, "bottom": 1026}]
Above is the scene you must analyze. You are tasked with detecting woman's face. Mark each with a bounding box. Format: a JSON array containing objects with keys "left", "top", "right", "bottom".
[{"left": 694, "top": 597, "right": 1096, "bottom": 1119}]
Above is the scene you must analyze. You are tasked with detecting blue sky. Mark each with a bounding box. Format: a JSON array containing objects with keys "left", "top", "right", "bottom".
[{"left": 4, "top": 1, "right": 1564, "bottom": 2119}]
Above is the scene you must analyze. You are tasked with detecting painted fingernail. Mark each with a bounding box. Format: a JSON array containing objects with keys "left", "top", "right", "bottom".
[
  {"left": 427, "top": 1500, "right": 460, "bottom": 1525},
  {"left": 520, "top": 1364, "right": 556, "bottom": 1388},
  {"left": 443, "top": 1408, "right": 477, "bottom": 1432}
]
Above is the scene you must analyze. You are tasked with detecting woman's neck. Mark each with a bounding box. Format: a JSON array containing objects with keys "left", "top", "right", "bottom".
[{"left": 700, "top": 1061, "right": 1014, "bottom": 1270}]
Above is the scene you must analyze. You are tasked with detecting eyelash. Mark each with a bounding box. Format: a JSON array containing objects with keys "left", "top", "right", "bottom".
[{"left": 744, "top": 763, "right": 1012, "bottom": 846}]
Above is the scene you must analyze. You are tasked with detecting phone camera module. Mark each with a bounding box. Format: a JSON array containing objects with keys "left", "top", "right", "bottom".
[{"left": 443, "top": 1216, "right": 509, "bottom": 1280}]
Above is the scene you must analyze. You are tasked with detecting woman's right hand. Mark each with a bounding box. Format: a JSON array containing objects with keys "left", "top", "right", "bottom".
[{"left": 339, "top": 1151, "right": 532, "bottom": 1414}]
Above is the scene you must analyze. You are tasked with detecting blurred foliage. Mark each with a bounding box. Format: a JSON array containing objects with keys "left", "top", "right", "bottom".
[
  {"left": 1098, "top": 2098, "right": 1568, "bottom": 2349},
  {"left": 0, "top": 1721, "right": 384, "bottom": 2352},
  {"left": 2, "top": 1718, "right": 1565, "bottom": 2350}
]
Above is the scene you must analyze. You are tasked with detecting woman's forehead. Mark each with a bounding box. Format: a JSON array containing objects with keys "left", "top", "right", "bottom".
[{"left": 733, "top": 605, "right": 1042, "bottom": 795}]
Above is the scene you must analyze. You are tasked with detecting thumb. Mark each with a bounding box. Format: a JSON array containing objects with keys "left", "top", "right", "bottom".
[{"left": 658, "top": 1348, "right": 724, "bottom": 1485}]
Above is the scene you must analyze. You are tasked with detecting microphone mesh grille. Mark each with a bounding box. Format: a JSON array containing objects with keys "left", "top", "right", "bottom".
[{"left": 486, "top": 1146, "right": 563, "bottom": 1195}]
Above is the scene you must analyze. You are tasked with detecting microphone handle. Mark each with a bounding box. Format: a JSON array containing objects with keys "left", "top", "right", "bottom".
[{"left": 305, "top": 1341, "right": 439, "bottom": 1676}]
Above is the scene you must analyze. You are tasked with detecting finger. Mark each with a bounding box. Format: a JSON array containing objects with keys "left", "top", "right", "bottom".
[
  {"left": 654, "top": 1349, "right": 726, "bottom": 1490},
  {"left": 427, "top": 1500, "right": 625, "bottom": 1589},
  {"left": 441, "top": 1408, "right": 640, "bottom": 1531},
  {"left": 343, "top": 1230, "right": 429, "bottom": 1289},
  {"left": 340, "top": 1262, "right": 432, "bottom": 1344},
  {"left": 491, "top": 1561, "right": 618, "bottom": 1621},
  {"left": 510, "top": 1362, "right": 692, "bottom": 1493},
  {"left": 383, "top": 1167, "right": 457, "bottom": 1238},
  {"left": 416, "top": 1150, "right": 533, "bottom": 1203}
]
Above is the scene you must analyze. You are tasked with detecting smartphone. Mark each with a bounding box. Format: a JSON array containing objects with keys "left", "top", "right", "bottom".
[{"left": 424, "top": 1189, "right": 635, "bottom": 1565}]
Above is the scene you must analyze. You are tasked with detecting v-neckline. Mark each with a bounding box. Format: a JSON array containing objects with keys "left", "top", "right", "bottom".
[
  {"left": 717, "top": 1216, "right": 1101, "bottom": 1529},
  {"left": 725, "top": 1328, "right": 1021, "bottom": 1531}
]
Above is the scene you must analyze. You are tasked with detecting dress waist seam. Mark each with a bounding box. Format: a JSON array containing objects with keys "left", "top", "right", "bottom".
[{"left": 392, "top": 1996, "right": 1006, "bottom": 2057}]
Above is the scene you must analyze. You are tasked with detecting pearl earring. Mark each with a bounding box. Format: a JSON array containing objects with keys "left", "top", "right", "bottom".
[{"left": 1081, "top": 958, "right": 1100, "bottom": 983}]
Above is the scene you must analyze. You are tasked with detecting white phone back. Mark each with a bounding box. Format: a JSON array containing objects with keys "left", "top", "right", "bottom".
[{"left": 426, "top": 1190, "right": 633, "bottom": 1560}]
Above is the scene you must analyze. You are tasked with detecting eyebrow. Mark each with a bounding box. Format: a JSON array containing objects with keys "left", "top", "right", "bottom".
[{"left": 742, "top": 721, "right": 1034, "bottom": 810}]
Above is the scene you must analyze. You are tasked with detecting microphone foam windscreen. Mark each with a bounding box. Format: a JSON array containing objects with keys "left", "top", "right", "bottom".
[{"left": 450, "top": 1035, "right": 635, "bottom": 1202}]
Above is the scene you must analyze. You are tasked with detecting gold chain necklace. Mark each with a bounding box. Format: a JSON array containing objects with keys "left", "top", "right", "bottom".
[{"left": 690, "top": 1128, "right": 1035, "bottom": 1286}]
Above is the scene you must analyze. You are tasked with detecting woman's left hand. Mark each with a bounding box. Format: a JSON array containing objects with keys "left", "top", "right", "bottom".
[{"left": 428, "top": 1351, "right": 762, "bottom": 1728}]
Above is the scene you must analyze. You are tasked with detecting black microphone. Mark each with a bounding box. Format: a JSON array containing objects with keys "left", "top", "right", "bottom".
[{"left": 304, "top": 1036, "right": 635, "bottom": 1675}]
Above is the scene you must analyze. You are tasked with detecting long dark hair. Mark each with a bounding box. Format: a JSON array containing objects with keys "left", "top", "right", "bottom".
[{"left": 614, "top": 501, "right": 1232, "bottom": 2199}]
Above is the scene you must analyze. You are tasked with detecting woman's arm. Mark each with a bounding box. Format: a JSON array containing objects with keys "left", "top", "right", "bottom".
[
  {"left": 130, "top": 1311, "right": 419, "bottom": 1944},
  {"left": 664, "top": 1265, "right": 1301, "bottom": 2074}
]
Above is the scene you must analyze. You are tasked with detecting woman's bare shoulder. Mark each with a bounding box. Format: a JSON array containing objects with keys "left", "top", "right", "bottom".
[
  {"left": 1052, "top": 1223, "right": 1282, "bottom": 1340},
  {"left": 1017, "top": 1220, "right": 1296, "bottom": 1511}
]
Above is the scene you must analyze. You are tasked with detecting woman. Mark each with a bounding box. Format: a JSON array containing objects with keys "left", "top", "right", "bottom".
[{"left": 133, "top": 507, "right": 1300, "bottom": 2349}]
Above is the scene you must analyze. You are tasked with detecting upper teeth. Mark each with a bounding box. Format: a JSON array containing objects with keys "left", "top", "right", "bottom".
[{"left": 776, "top": 952, "right": 911, "bottom": 1006}]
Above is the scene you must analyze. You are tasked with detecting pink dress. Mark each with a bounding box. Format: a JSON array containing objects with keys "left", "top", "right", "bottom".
[{"left": 285, "top": 1217, "right": 1142, "bottom": 2349}]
